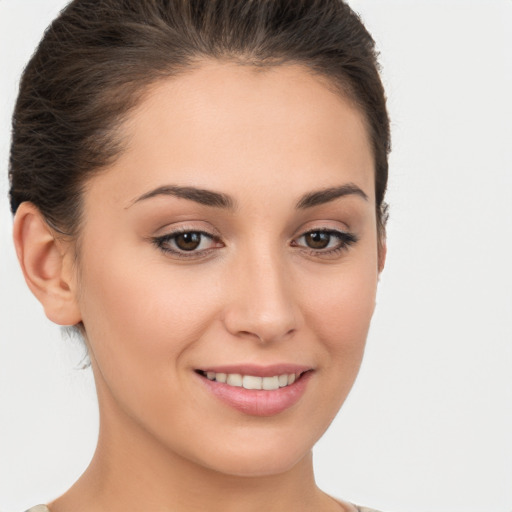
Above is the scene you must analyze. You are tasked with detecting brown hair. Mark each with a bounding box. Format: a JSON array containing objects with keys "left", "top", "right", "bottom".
[{"left": 9, "top": 0, "right": 390, "bottom": 241}]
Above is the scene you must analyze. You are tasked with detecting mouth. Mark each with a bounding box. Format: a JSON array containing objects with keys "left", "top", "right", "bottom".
[
  {"left": 194, "top": 366, "right": 313, "bottom": 416},
  {"left": 195, "top": 369, "right": 308, "bottom": 390}
]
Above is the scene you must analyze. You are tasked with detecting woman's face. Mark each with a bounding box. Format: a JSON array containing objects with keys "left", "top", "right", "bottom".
[{"left": 75, "top": 61, "right": 382, "bottom": 476}]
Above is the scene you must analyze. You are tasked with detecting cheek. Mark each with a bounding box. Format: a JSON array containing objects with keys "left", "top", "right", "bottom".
[
  {"left": 308, "top": 254, "right": 377, "bottom": 336},
  {"left": 76, "top": 252, "right": 231, "bottom": 439},
  {"left": 302, "top": 255, "right": 378, "bottom": 377},
  {"left": 77, "top": 247, "right": 223, "bottom": 385}
]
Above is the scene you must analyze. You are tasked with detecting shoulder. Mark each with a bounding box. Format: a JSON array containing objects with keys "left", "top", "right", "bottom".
[
  {"left": 335, "top": 496, "right": 384, "bottom": 512},
  {"left": 24, "top": 503, "right": 385, "bottom": 512},
  {"left": 336, "top": 498, "right": 384, "bottom": 512}
]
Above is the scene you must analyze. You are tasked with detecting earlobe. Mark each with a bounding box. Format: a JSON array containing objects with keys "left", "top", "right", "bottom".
[{"left": 13, "top": 202, "right": 82, "bottom": 326}]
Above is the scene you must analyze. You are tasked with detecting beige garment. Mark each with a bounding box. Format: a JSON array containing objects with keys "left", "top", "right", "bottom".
[{"left": 26, "top": 505, "right": 382, "bottom": 512}]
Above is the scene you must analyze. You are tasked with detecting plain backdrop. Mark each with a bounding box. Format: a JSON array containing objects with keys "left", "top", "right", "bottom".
[{"left": 1, "top": 1, "right": 511, "bottom": 511}]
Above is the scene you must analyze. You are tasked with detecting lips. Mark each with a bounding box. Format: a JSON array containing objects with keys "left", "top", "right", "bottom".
[{"left": 195, "top": 365, "right": 313, "bottom": 416}]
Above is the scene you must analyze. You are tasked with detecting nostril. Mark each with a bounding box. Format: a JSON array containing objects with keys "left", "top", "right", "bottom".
[
  {"left": 236, "top": 328, "right": 296, "bottom": 344},
  {"left": 238, "top": 331, "right": 264, "bottom": 342}
]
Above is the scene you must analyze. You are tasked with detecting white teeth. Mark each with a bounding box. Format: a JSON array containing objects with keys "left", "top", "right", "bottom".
[
  {"left": 262, "top": 376, "right": 280, "bottom": 390},
  {"left": 242, "top": 375, "right": 262, "bottom": 390},
  {"left": 203, "top": 371, "right": 302, "bottom": 389},
  {"left": 226, "top": 373, "right": 242, "bottom": 387}
]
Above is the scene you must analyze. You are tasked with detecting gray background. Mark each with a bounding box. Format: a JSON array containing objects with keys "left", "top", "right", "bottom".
[{"left": 1, "top": 1, "right": 511, "bottom": 511}]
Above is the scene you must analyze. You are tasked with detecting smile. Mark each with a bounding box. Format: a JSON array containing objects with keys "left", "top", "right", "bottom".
[
  {"left": 195, "top": 366, "right": 312, "bottom": 416},
  {"left": 197, "top": 370, "right": 300, "bottom": 390}
]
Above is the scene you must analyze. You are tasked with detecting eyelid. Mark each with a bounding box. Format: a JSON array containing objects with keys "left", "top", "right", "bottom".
[
  {"left": 152, "top": 225, "right": 224, "bottom": 259},
  {"left": 293, "top": 227, "right": 357, "bottom": 244},
  {"left": 291, "top": 227, "right": 358, "bottom": 256},
  {"left": 152, "top": 220, "right": 222, "bottom": 238},
  {"left": 150, "top": 222, "right": 357, "bottom": 259}
]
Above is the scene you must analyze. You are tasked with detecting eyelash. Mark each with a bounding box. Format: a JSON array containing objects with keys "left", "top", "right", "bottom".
[
  {"left": 152, "top": 228, "right": 223, "bottom": 259},
  {"left": 292, "top": 229, "right": 358, "bottom": 257},
  {"left": 152, "top": 228, "right": 358, "bottom": 259}
]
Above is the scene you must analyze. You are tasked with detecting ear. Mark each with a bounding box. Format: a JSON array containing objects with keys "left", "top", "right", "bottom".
[{"left": 13, "top": 202, "right": 82, "bottom": 326}]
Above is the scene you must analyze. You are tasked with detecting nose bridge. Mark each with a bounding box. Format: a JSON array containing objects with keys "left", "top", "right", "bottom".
[{"left": 223, "top": 241, "right": 298, "bottom": 343}]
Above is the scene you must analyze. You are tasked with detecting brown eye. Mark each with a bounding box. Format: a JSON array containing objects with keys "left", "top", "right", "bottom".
[
  {"left": 154, "top": 230, "right": 221, "bottom": 257},
  {"left": 293, "top": 229, "right": 358, "bottom": 256},
  {"left": 304, "top": 231, "right": 331, "bottom": 249},
  {"left": 175, "top": 232, "right": 202, "bottom": 251}
]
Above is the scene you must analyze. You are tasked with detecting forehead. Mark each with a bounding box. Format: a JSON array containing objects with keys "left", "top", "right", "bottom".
[{"left": 89, "top": 61, "right": 375, "bottom": 205}]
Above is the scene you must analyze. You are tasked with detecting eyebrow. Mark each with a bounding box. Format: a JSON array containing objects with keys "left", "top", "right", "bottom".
[
  {"left": 295, "top": 183, "right": 368, "bottom": 209},
  {"left": 128, "top": 185, "right": 235, "bottom": 209},
  {"left": 128, "top": 182, "right": 368, "bottom": 210}
]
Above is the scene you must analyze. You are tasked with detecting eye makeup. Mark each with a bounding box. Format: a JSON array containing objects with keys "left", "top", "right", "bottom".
[
  {"left": 152, "top": 225, "right": 358, "bottom": 261},
  {"left": 292, "top": 228, "right": 358, "bottom": 258},
  {"left": 152, "top": 228, "right": 224, "bottom": 259}
]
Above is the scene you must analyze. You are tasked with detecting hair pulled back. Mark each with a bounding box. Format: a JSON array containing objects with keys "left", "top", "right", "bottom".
[{"left": 9, "top": 0, "right": 390, "bottom": 239}]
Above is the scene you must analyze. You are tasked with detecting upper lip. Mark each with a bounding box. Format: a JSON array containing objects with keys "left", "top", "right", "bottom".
[{"left": 196, "top": 364, "right": 312, "bottom": 377}]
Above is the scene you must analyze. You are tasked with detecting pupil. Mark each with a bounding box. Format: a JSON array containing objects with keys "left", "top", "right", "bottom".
[
  {"left": 176, "top": 232, "right": 201, "bottom": 251},
  {"left": 306, "top": 232, "right": 330, "bottom": 249}
]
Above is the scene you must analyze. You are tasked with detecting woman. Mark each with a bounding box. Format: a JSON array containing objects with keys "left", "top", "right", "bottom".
[{"left": 8, "top": 0, "right": 389, "bottom": 510}]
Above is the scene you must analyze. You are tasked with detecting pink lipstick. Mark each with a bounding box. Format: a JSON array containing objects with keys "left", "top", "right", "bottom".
[{"left": 195, "top": 364, "right": 313, "bottom": 416}]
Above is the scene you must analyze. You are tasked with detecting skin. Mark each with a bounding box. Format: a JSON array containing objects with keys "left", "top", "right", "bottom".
[{"left": 14, "top": 61, "right": 385, "bottom": 512}]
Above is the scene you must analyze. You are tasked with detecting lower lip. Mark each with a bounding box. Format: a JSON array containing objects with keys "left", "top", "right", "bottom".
[{"left": 198, "top": 372, "right": 312, "bottom": 417}]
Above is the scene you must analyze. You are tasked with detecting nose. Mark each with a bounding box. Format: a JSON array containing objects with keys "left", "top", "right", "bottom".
[{"left": 222, "top": 250, "right": 300, "bottom": 344}]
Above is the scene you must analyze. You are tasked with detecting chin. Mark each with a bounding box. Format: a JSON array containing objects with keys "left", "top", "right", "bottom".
[
  {"left": 202, "top": 447, "right": 310, "bottom": 478},
  {"left": 182, "top": 425, "right": 318, "bottom": 478}
]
